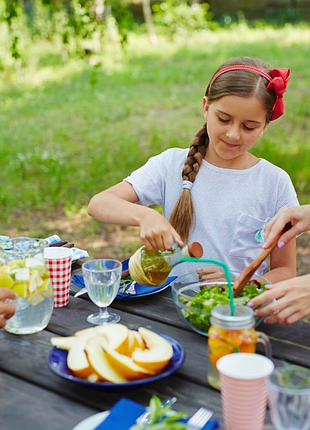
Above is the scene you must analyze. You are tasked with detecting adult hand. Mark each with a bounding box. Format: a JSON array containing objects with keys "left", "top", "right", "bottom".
[
  {"left": 263, "top": 205, "right": 310, "bottom": 249},
  {"left": 0, "top": 288, "right": 17, "bottom": 329},
  {"left": 248, "top": 274, "right": 310, "bottom": 326},
  {"left": 139, "top": 208, "right": 183, "bottom": 252}
]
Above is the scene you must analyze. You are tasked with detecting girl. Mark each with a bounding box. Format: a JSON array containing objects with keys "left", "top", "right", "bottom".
[{"left": 88, "top": 56, "right": 298, "bottom": 282}]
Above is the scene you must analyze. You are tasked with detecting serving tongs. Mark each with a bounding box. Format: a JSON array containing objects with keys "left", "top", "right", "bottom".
[{"left": 233, "top": 223, "right": 291, "bottom": 298}]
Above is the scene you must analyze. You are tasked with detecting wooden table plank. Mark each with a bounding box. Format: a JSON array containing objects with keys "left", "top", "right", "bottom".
[{"left": 0, "top": 371, "right": 97, "bottom": 430}]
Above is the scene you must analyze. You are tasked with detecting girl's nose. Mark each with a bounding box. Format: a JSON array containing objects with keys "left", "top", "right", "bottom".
[{"left": 226, "top": 125, "right": 240, "bottom": 141}]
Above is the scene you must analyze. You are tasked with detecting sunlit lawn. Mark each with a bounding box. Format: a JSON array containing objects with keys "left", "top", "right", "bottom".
[{"left": 1, "top": 24, "right": 310, "bottom": 253}]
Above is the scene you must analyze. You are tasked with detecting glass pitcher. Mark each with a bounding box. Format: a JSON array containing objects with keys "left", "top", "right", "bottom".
[{"left": 0, "top": 237, "right": 54, "bottom": 335}]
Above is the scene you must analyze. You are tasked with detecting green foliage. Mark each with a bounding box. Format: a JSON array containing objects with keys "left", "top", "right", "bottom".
[
  {"left": 0, "top": 25, "right": 310, "bottom": 231},
  {"left": 152, "top": 0, "right": 217, "bottom": 38},
  {"left": 108, "top": 0, "right": 135, "bottom": 46}
]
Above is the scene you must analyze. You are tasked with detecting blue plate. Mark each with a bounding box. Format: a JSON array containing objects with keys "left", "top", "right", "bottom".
[{"left": 47, "top": 333, "right": 185, "bottom": 392}]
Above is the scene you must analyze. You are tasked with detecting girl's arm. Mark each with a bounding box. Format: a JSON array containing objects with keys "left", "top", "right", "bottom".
[
  {"left": 87, "top": 181, "right": 183, "bottom": 251},
  {"left": 260, "top": 237, "right": 296, "bottom": 284}
]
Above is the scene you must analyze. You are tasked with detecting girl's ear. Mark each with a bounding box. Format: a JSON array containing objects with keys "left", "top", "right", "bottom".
[
  {"left": 259, "top": 122, "right": 269, "bottom": 138},
  {"left": 202, "top": 96, "right": 209, "bottom": 120}
]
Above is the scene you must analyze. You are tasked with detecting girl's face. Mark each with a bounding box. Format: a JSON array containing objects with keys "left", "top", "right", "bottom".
[{"left": 203, "top": 95, "right": 268, "bottom": 169}]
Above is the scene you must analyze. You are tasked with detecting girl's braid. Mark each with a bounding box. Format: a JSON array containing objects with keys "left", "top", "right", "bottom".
[
  {"left": 182, "top": 124, "right": 208, "bottom": 182},
  {"left": 169, "top": 124, "right": 208, "bottom": 242}
]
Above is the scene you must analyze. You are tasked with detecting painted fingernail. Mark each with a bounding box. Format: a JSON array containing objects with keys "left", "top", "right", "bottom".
[
  {"left": 253, "top": 311, "right": 258, "bottom": 317},
  {"left": 264, "top": 318, "right": 268, "bottom": 324},
  {"left": 247, "top": 301, "right": 254, "bottom": 308},
  {"left": 278, "top": 241, "right": 285, "bottom": 248},
  {"left": 265, "top": 284, "right": 273, "bottom": 289},
  {"left": 263, "top": 243, "right": 268, "bottom": 249}
]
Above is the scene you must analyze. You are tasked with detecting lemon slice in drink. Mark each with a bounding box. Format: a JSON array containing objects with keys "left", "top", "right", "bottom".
[
  {"left": 38, "top": 278, "right": 53, "bottom": 298},
  {"left": 0, "top": 272, "right": 14, "bottom": 289},
  {"left": 12, "top": 282, "right": 28, "bottom": 298},
  {"left": 27, "top": 290, "right": 45, "bottom": 305}
]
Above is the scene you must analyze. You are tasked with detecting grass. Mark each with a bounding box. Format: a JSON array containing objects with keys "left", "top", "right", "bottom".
[{"left": 1, "top": 24, "right": 310, "bottom": 255}]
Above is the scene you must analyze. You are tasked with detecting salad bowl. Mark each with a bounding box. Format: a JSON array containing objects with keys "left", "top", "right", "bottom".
[{"left": 171, "top": 269, "right": 270, "bottom": 337}]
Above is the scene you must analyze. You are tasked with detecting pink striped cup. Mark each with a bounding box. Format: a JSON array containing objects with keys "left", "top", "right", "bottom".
[{"left": 217, "top": 353, "right": 274, "bottom": 430}]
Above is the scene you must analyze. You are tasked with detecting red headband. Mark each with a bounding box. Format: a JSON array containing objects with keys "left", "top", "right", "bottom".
[{"left": 209, "top": 65, "right": 290, "bottom": 121}]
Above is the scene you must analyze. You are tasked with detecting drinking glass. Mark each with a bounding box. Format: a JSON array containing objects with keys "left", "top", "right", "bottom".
[
  {"left": 267, "top": 365, "right": 310, "bottom": 430},
  {"left": 82, "top": 259, "right": 122, "bottom": 325}
]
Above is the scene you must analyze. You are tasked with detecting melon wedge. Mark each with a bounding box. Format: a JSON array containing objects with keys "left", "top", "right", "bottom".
[
  {"left": 85, "top": 336, "right": 127, "bottom": 383},
  {"left": 67, "top": 338, "right": 94, "bottom": 379},
  {"left": 50, "top": 336, "right": 78, "bottom": 350},
  {"left": 132, "top": 327, "right": 173, "bottom": 372},
  {"left": 76, "top": 324, "right": 129, "bottom": 354},
  {"left": 126, "top": 329, "right": 146, "bottom": 356},
  {"left": 102, "top": 342, "right": 155, "bottom": 380}
]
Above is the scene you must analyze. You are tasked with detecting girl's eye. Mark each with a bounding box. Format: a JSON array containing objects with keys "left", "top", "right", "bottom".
[
  {"left": 219, "top": 117, "right": 229, "bottom": 123},
  {"left": 243, "top": 125, "right": 255, "bottom": 131}
]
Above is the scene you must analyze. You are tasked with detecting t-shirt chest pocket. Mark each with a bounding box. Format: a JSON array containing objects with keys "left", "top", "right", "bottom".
[{"left": 229, "top": 212, "right": 267, "bottom": 260}]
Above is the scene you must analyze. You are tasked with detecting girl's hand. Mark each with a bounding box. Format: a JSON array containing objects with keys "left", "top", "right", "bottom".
[
  {"left": 197, "top": 266, "right": 227, "bottom": 281},
  {"left": 248, "top": 274, "right": 310, "bottom": 326},
  {"left": 139, "top": 209, "right": 183, "bottom": 251},
  {"left": 264, "top": 205, "right": 310, "bottom": 249},
  {"left": 0, "top": 288, "right": 17, "bottom": 329}
]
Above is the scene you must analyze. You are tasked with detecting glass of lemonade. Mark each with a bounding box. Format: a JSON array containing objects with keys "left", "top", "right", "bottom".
[
  {"left": 0, "top": 237, "right": 54, "bottom": 335},
  {"left": 82, "top": 259, "right": 122, "bottom": 325}
]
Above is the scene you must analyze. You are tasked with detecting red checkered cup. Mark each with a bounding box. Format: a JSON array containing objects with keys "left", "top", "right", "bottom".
[{"left": 44, "top": 247, "right": 73, "bottom": 307}]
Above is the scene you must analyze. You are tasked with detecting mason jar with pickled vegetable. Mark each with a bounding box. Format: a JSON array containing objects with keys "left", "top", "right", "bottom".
[{"left": 207, "top": 304, "right": 272, "bottom": 390}]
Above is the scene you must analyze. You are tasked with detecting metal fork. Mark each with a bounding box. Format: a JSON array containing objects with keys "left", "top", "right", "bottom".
[
  {"left": 186, "top": 407, "right": 213, "bottom": 430},
  {"left": 124, "top": 281, "right": 137, "bottom": 295}
]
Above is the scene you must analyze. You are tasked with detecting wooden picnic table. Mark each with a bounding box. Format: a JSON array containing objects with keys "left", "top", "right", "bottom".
[{"left": 0, "top": 265, "right": 309, "bottom": 430}]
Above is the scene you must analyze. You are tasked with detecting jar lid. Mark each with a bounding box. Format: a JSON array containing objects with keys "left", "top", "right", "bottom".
[{"left": 210, "top": 304, "right": 254, "bottom": 329}]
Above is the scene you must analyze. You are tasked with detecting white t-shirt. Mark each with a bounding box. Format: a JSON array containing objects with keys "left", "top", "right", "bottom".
[{"left": 124, "top": 148, "right": 299, "bottom": 278}]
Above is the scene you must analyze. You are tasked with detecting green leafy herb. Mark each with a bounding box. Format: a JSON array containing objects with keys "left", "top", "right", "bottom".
[
  {"left": 129, "top": 396, "right": 187, "bottom": 430},
  {"left": 280, "top": 362, "right": 310, "bottom": 389},
  {"left": 119, "top": 275, "right": 134, "bottom": 293}
]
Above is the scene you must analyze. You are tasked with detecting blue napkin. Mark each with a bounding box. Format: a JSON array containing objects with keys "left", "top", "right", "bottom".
[
  {"left": 95, "top": 398, "right": 220, "bottom": 430},
  {"left": 95, "top": 398, "right": 145, "bottom": 429}
]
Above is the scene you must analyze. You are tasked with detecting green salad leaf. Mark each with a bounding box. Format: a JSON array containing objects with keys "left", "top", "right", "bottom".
[
  {"left": 129, "top": 395, "right": 186, "bottom": 430},
  {"left": 179, "top": 281, "right": 266, "bottom": 333}
]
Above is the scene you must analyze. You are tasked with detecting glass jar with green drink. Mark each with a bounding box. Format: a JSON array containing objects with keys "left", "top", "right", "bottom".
[{"left": 0, "top": 237, "right": 54, "bottom": 335}]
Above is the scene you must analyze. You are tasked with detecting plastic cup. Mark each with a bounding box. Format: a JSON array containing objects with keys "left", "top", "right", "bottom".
[
  {"left": 267, "top": 365, "right": 310, "bottom": 430},
  {"left": 217, "top": 353, "right": 274, "bottom": 430},
  {"left": 44, "top": 247, "right": 73, "bottom": 307}
]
